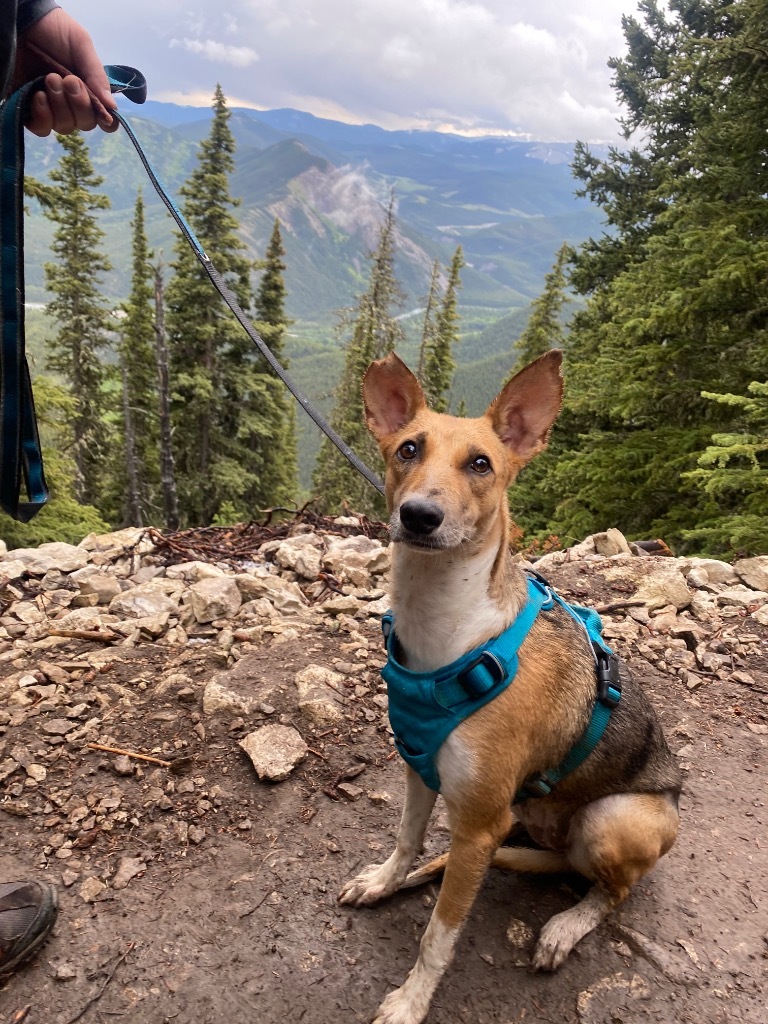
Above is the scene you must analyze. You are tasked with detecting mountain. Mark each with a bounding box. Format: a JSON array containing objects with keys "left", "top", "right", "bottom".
[
  {"left": 22, "top": 99, "right": 604, "bottom": 321},
  {"left": 22, "top": 99, "right": 604, "bottom": 489}
]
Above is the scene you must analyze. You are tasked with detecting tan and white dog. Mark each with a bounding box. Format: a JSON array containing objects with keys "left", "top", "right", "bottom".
[{"left": 339, "top": 350, "right": 681, "bottom": 1024}]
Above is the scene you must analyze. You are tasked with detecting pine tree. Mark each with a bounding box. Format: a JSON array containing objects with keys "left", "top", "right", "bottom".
[
  {"left": 512, "top": 0, "right": 768, "bottom": 553},
  {"left": 43, "top": 132, "right": 112, "bottom": 507},
  {"left": 682, "top": 382, "right": 768, "bottom": 555},
  {"left": 423, "top": 246, "right": 463, "bottom": 412},
  {"left": 111, "top": 191, "right": 159, "bottom": 525},
  {"left": 152, "top": 262, "right": 180, "bottom": 530},
  {"left": 254, "top": 219, "right": 298, "bottom": 504},
  {"left": 416, "top": 259, "right": 441, "bottom": 384},
  {"left": 166, "top": 85, "right": 285, "bottom": 525},
  {"left": 313, "top": 197, "right": 404, "bottom": 516},
  {"left": 511, "top": 242, "right": 571, "bottom": 374}
]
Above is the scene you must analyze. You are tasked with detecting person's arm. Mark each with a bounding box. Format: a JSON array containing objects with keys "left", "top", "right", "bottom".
[{"left": 15, "top": 5, "right": 118, "bottom": 136}]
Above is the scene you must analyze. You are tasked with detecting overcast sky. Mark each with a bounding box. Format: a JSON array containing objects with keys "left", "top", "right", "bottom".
[{"left": 63, "top": 0, "right": 641, "bottom": 141}]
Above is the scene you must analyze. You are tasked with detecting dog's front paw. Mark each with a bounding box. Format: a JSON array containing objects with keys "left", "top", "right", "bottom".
[
  {"left": 338, "top": 862, "right": 401, "bottom": 906},
  {"left": 373, "top": 986, "right": 427, "bottom": 1024},
  {"left": 531, "top": 911, "right": 578, "bottom": 971}
]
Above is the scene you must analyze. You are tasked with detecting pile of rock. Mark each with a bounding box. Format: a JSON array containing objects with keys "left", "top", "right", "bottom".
[{"left": 0, "top": 524, "right": 391, "bottom": 665}]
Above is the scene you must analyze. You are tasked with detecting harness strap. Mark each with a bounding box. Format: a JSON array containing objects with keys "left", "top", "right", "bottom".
[{"left": 0, "top": 79, "right": 50, "bottom": 521}]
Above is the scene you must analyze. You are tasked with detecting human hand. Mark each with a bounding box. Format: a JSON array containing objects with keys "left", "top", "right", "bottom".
[{"left": 14, "top": 8, "right": 118, "bottom": 136}]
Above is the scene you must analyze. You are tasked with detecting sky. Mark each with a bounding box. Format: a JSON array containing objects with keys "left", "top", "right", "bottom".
[{"left": 63, "top": 0, "right": 642, "bottom": 141}]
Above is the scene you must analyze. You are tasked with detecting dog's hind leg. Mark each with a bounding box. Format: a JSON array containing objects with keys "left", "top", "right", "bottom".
[
  {"left": 532, "top": 792, "right": 680, "bottom": 971},
  {"left": 338, "top": 767, "right": 437, "bottom": 907}
]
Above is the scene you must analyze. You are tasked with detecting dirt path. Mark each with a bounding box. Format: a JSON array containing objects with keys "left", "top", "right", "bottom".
[{"left": 1, "top": 555, "right": 766, "bottom": 1024}]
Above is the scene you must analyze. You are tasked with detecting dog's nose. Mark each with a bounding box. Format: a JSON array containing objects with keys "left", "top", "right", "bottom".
[{"left": 399, "top": 499, "right": 445, "bottom": 535}]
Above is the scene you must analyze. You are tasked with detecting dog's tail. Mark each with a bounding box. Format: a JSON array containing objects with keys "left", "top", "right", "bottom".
[{"left": 401, "top": 847, "right": 570, "bottom": 889}]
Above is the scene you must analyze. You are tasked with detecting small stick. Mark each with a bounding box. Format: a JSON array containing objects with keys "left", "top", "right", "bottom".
[
  {"left": 594, "top": 599, "right": 646, "bottom": 613},
  {"left": 48, "top": 628, "right": 119, "bottom": 643},
  {"left": 306, "top": 747, "right": 329, "bottom": 761},
  {"left": 11, "top": 1006, "right": 32, "bottom": 1024},
  {"left": 86, "top": 743, "right": 171, "bottom": 767},
  {"left": 64, "top": 943, "right": 135, "bottom": 1024}
]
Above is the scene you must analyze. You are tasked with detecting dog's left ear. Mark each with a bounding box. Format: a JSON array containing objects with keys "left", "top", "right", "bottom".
[
  {"left": 486, "top": 349, "right": 563, "bottom": 463},
  {"left": 363, "top": 353, "right": 426, "bottom": 440}
]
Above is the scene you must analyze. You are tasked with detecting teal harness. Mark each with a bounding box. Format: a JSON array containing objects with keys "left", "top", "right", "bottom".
[{"left": 381, "top": 573, "right": 622, "bottom": 798}]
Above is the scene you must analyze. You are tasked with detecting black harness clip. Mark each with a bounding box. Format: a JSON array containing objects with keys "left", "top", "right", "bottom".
[{"left": 594, "top": 645, "right": 622, "bottom": 708}]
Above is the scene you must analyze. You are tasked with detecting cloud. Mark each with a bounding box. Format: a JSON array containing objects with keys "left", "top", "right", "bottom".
[
  {"left": 67, "top": 0, "right": 639, "bottom": 140},
  {"left": 169, "top": 38, "right": 259, "bottom": 68}
]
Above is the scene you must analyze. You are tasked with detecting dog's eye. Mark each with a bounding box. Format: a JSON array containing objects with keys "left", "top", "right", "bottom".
[
  {"left": 397, "top": 441, "right": 418, "bottom": 461},
  {"left": 470, "top": 455, "right": 492, "bottom": 474}
]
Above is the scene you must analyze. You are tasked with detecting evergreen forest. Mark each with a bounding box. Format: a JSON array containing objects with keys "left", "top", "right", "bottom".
[{"left": 4, "top": 0, "right": 766, "bottom": 561}]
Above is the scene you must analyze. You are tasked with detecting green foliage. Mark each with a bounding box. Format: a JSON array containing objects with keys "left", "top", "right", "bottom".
[
  {"left": 0, "top": 378, "right": 109, "bottom": 547},
  {"left": 682, "top": 382, "right": 768, "bottom": 555},
  {"left": 43, "top": 132, "right": 113, "bottom": 508},
  {"left": 254, "top": 219, "right": 299, "bottom": 503},
  {"left": 512, "top": 0, "right": 768, "bottom": 555},
  {"left": 510, "top": 242, "right": 571, "bottom": 374},
  {"left": 166, "top": 85, "right": 291, "bottom": 525},
  {"left": 313, "top": 197, "right": 404, "bottom": 516},
  {"left": 422, "top": 247, "right": 463, "bottom": 412},
  {"left": 104, "top": 191, "right": 161, "bottom": 526}
]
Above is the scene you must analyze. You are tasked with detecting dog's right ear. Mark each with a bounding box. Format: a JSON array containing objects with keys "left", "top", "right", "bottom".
[{"left": 363, "top": 353, "right": 426, "bottom": 440}]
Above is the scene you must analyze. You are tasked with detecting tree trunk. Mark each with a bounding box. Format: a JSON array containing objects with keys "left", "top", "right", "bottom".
[
  {"left": 120, "top": 353, "right": 143, "bottom": 525},
  {"left": 153, "top": 264, "right": 180, "bottom": 530}
]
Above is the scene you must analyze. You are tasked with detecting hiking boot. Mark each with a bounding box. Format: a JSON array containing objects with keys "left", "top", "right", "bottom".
[{"left": 0, "top": 881, "right": 58, "bottom": 978}]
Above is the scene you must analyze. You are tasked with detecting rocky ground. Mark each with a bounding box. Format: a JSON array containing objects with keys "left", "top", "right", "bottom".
[{"left": 0, "top": 519, "right": 766, "bottom": 1024}]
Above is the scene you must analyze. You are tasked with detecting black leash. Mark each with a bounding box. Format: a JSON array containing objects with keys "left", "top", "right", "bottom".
[
  {"left": 0, "top": 64, "right": 384, "bottom": 523},
  {"left": 0, "top": 78, "right": 50, "bottom": 521}
]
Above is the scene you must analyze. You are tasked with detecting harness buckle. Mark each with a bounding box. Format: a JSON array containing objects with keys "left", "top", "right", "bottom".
[
  {"left": 594, "top": 646, "right": 622, "bottom": 708},
  {"left": 458, "top": 650, "right": 506, "bottom": 697}
]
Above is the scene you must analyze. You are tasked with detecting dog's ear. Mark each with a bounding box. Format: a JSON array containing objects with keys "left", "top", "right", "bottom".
[
  {"left": 486, "top": 349, "right": 563, "bottom": 463},
  {"left": 363, "top": 353, "right": 426, "bottom": 440}
]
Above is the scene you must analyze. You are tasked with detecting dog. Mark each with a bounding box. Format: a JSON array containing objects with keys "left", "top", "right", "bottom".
[{"left": 338, "top": 349, "right": 681, "bottom": 1024}]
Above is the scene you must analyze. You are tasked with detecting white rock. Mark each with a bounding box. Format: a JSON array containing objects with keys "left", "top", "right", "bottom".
[
  {"left": 75, "top": 572, "right": 122, "bottom": 605},
  {"left": 274, "top": 535, "right": 324, "bottom": 580},
  {"left": 633, "top": 565, "right": 692, "bottom": 611},
  {"left": 568, "top": 536, "right": 597, "bottom": 560},
  {"left": 203, "top": 678, "right": 260, "bottom": 717},
  {"left": 294, "top": 664, "right": 345, "bottom": 726},
  {"left": 593, "top": 529, "right": 631, "bottom": 557},
  {"left": 109, "top": 585, "right": 180, "bottom": 619},
  {"left": 239, "top": 725, "right": 307, "bottom": 781},
  {"left": 79, "top": 527, "right": 151, "bottom": 554},
  {"left": 111, "top": 856, "right": 145, "bottom": 890},
  {"left": 750, "top": 605, "right": 768, "bottom": 626},
  {"left": 715, "top": 587, "right": 768, "bottom": 608},
  {"left": 4, "top": 543, "right": 88, "bottom": 574},
  {"left": 682, "top": 557, "right": 739, "bottom": 586},
  {"left": 165, "top": 560, "right": 226, "bottom": 583},
  {"left": 188, "top": 577, "right": 242, "bottom": 623},
  {"left": 320, "top": 595, "right": 362, "bottom": 617},
  {"left": 323, "top": 536, "right": 390, "bottom": 576},
  {"left": 734, "top": 555, "right": 768, "bottom": 592},
  {"left": 234, "top": 573, "right": 307, "bottom": 614},
  {"left": 0, "top": 559, "right": 26, "bottom": 582},
  {"left": 79, "top": 876, "right": 106, "bottom": 903}
]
